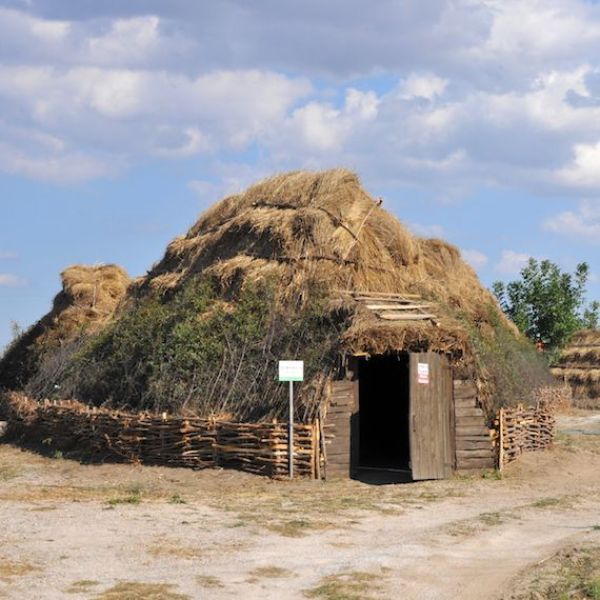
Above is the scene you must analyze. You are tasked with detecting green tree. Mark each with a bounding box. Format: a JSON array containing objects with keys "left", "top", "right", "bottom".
[{"left": 492, "top": 259, "right": 599, "bottom": 348}]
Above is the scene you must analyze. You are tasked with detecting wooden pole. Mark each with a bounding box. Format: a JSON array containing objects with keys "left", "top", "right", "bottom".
[
  {"left": 289, "top": 380, "right": 294, "bottom": 479},
  {"left": 498, "top": 408, "right": 504, "bottom": 471}
]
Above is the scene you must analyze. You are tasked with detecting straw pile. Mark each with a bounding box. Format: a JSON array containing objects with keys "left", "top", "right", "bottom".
[
  {"left": 551, "top": 329, "right": 600, "bottom": 407},
  {"left": 42, "top": 264, "right": 130, "bottom": 343},
  {"left": 135, "top": 169, "right": 508, "bottom": 355},
  {"left": 0, "top": 265, "right": 130, "bottom": 390},
  {"left": 2, "top": 169, "right": 548, "bottom": 419}
]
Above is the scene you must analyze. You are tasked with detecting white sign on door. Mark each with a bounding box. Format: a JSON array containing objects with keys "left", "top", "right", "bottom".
[
  {"left": 278, "top": 360, "right": 304, "bottom": 382},
  {"left": 417, "top": 362, "right": 430, "bottom": 384}
]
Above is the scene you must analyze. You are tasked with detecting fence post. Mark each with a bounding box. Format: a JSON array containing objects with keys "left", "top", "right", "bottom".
[{"left": 498, "top": 408, "right": 504, "bottom": 471}]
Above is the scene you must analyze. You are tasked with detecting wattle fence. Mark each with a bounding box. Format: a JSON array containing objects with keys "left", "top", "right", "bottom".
[
  {"left": 1, "top": 392, "right": 558, "bottom": 478},
  {"left": 495, "top": 405, "right": 556, "bottom": 469},
  {"left": 0, "top": 393, "right": 321, "bottom": 479}
]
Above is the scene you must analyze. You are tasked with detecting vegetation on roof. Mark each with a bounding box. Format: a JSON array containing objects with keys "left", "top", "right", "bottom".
[
  {"left": 0, "top": 264, "right": 129, "bottom": 391},
  {"left": 0, "top": 169, "right": 553, "bottom": 419}
]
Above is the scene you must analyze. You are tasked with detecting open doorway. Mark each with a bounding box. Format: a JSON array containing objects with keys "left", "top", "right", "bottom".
[{"left": 357, "top": 353, "right": 410, "bottom": 471}]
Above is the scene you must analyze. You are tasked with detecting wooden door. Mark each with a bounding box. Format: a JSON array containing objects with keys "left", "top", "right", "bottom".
[{"left": 409, "top": 352, "right": 453, "bottom": 480}]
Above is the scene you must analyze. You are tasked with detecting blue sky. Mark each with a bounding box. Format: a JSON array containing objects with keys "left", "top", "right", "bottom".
[{"left": 0, "top": 0, "right": 599, "bottom": 350}]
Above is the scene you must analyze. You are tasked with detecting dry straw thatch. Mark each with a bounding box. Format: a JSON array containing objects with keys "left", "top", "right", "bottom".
[
  {"left": 42, "top": 264, "right": 130, "bottom": 344},
  {"left": 135, "top": 169, "right": 506, "bottom": 355},
  {"left": 2, "top": 169, "right": 547, "bottom": 419},
  {"left": 552, "top": 329, "right": 600, "bottom": 405},
  {"left": 0, "top": 264, "right": 130, "bottom": 390}
]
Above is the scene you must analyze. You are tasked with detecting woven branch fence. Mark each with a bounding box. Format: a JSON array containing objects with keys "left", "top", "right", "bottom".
[
  {"left": 0, "top": 394, "right": 321, "bottom": 479},
  {"left": 495, "top": 405, "right": 555, "bottom": 469}
]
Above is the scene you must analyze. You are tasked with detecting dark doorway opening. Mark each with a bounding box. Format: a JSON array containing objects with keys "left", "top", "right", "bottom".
[{"left": 357, "top": 353, "right": 410, "bottom": 471}]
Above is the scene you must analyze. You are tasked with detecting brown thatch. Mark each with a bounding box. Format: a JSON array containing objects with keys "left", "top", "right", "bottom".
[
  {"left": 552, "top": 329, "right": 600, "bottom": 405},
  {"left": 135, "top": 169, "right": 509, "bottom": 356},
  {"left": 3, "top": 169, "right": 546, "bottom": 420},
  {"left": 0, "top": 264, "right": 130, "bottom": 390}
]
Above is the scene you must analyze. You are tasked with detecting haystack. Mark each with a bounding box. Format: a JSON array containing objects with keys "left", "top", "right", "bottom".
[
  {"left": 552, "top": 329, "right": 600, "bottom": 406},
  {"left": 0, "top": 264, "right": 130, "bottom": 390},
  {"left": 2, "top": 170, "right": 549, "bottom": 421},
  {"left": 136, "top": 169, "right": 503, "bottom": 354}
]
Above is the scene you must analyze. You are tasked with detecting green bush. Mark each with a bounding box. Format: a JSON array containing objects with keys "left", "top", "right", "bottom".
[{"left": 50, "top": 277, "right": 347, "bottom": 422}]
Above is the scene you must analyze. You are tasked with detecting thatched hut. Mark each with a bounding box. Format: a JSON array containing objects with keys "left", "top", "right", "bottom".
[
  {"left": 552, "top": 330, "right": 600, "bottom": 408},
  {"left": 0, "top": 264, "right": 130, "bottom": 392},
  {"left": 1, "top": 170, "right": 551, "bottom": 479}
]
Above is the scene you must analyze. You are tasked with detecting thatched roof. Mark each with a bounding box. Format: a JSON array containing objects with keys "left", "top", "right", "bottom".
[
  {"left": 135, "top": 169, "right": 507, "bottom": 355},
  {"left": 2, "top": 169, "right": 548, "bottom": 419},
  {"left": 552, "top": 329, "right": 600, "bottom": 402},
  {"left": 0, "top": 264, "right": 130, "bottom": 390}
]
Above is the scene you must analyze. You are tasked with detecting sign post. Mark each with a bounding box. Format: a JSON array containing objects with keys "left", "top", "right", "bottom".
[{"left": 278, "top": 360, "right": 304, "bottom": 479}]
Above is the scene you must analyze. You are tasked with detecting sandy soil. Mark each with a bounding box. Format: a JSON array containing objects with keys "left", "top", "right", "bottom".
[{"left": 0, "top": 412, "right": 599, "bottom": 599}]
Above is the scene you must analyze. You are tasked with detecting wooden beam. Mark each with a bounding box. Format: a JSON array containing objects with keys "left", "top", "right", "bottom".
[
  {"left": 343, "top": 290, "right": 422, "bottom": 299},
  {"left": 364, "top": 303, "right": 433, "bottom": 310},
  {"left": 378, "top": 313, "right": 436, "bottom": 321}
]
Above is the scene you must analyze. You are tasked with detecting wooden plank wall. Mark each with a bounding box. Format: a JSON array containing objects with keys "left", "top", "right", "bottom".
[
  {"left": 324, "top": 380, "right": 357, "bottom": 477},
  {"left": 453, "top": 380, "right": 495, "bottom": 471}
]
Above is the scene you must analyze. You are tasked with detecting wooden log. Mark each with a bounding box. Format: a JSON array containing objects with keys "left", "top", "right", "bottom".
[
  {"left": 456, "top": 440, "right": 494, "bottom": 451},
  {"left": 456, "top": 426, "right": 491, "bottom": 437},
  {"left": 379, "top": 313, "right": 436, "bottom": 321},
  {"left": 455, "top": 407, "right": 485, "bottom": 418},
  {"left": 456, "top": 449, "right": 495, "bottom": 459},
  {"left": 456, "top": 457, "right": 495, "bottom": 469},
  {"left": 455, "top": 416, "right": 487, "bottom": 427}
]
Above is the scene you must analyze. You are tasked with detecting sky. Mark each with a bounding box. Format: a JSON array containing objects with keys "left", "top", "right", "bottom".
[{"left": 1, "top": 0, "right": 599, "bottom": 351}]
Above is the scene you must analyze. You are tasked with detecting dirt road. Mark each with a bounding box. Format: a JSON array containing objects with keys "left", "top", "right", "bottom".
[{"left": 1, "top": 411, "right": 599, "bottom": 599}]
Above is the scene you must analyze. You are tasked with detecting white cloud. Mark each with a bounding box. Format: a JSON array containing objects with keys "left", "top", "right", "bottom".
[
  {"left": 0, "top": 252, "right": 18, "bottom": 260},
  {"left": 86, "top": 16, "right": 162, "bottom": 65},
  {"left": 461, "top": 249, "right": 489, "bottom": 270},
  {"left": 4, "top": 1, "right": 600, "bottom": 194},
  {"left": 557, "top": 142, "right": 600, "bottom": 189},
  {"left": 543, "top": 199, "right": 600, "bottom": 241},
  {"left": 398, "top": 73, "right": 448, "bottom": 100},
  {"left": 0, "top": 274, "right": 26, "bottom": 287},
  {"left": 0, "top": 65, "right": 311, "bottom": 182},
  {"left": 410, "top": 223, "right": 445, "bottom": 238},
  {"left": 188, "top": 163, "right": 272, "bottom": 206},
  {"left": 496, "top": 250, "right": 531, "bottom": 274},
  {"left": 285, "top": 88, "right": 378, "bottom": 152}
]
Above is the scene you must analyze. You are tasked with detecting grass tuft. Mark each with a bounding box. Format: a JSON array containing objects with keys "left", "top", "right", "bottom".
[
  {"left": 196, "top": 575, "right": 223, "bottom": 589},
  {"left": 94, "top": 582, "right": 190, "bottom": 599},
  {"left": 304, "top": 570, "right": 384, "bottom": 600},
  {"left": 249, "top": 566, "right": 293, "bottom": 579}
]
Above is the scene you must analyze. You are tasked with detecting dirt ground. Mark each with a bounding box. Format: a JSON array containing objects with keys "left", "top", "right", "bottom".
[{"left": 1, "top": 412, "right": 599, "bottom": 599}]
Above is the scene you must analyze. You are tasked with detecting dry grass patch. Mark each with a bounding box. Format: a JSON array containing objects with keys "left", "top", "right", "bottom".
[
  {"left": 195, "top": 575, "right": 223, "bottom": 588},
  {"left": 0, "top": 557, "right": 37, "bottom": 581},
  {"left": 148, "top": 541, "right": 203, "bottom": 560},
  {"left": 249, "top": 565, "right": 293, "bottom": 579},
  {"left": 266, "top": 518, "right": 335, "bottom": 538},
  {"left": 0, "top": 464, "right": 19, "bottom": 481},
  {"left": 304, "top": 570, "right": 388, "bottom": 600},
  {"left": 556, "top": 432, "right": 600, "bottom": 455},
  {"left": 94, "top": 582, "right": 190, "bottom": 600},
  {"left": 529, "top": 495, "right": 576, "bottom": 510},
  {"left": 66, "top": 579, "right": 101, "bottom": 594},
  {"left": 503, "top": 544, "right": 600, "bottom": 599}
]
